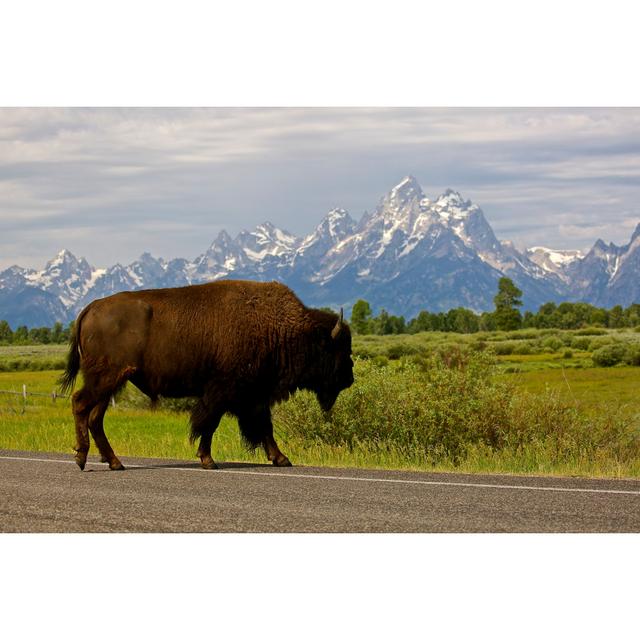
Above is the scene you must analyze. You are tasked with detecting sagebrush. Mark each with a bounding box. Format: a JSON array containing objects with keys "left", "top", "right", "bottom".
[{"left": 273, "top": 354, "right": 640, "bottom": 467}]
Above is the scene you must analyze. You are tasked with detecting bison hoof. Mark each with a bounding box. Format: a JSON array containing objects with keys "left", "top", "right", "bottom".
[
  {"left": 109, "top": 460, "right": 125, "bottom": 471},
  {"left": 201, "top": 460, "right": 219, "bottom": 470},
  {"left": 273, "top": 456, "right": 292, "bottom": 467},
  {"left": 75, "top": 458, "right": 86, "bottom": 471}
]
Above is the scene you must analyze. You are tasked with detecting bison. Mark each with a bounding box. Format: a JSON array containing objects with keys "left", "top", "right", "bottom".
[{"left": 60, "top": 280, "right": 354, "bottom": 471}]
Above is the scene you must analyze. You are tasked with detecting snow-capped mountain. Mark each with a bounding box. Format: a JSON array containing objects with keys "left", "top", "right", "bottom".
[
  {"left": 566, "top": 223, "right": 640, "bottom": 307},
  {"left": 526, "top": 247, "right": 583, "bottom": 282},
  {"left": 1, "top": 176, "right": 638, "bottom": 326}
]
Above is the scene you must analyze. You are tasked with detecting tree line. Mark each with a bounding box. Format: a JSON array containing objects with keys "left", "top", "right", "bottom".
[
  {"left": 350, "top": 277, "right": 640, "bottom": 335},
  {"left": 0, "top": 320, "right": 73, "bottom": 345}
]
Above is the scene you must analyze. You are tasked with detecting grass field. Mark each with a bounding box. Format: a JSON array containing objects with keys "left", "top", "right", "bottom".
[
  {"left": 0, "top": 344, "right": 67, "bottom": 372},
  {"left": 0, "top": 370, "right": 440, "bottom": 471},
  {"left": 512, "top": 367, "right": 640, "bottom": 417},
  {"left": 1, "top": 330, "right": 639, "bottom": 478},
  {"left": 1, "top": 350, "right": 638, "bottom": 478}
]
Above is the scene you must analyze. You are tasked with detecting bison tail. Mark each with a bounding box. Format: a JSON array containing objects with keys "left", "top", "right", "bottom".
[
  {"left": 59, "top": 332, "right": 80, "bottom": 395},
  {"left": 58, "top": 308, "right": 88, "bottom": 395}
]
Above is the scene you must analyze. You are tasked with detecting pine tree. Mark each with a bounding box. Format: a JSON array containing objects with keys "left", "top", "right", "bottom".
[
  {"left": 0, "top": 320, "right": 12, "bottom": 343},
  {"left": 608, "top": 305, "right": 625, "bottom": 328},
  {"left": 493, "top": 277, "right": 523, "bottom": 331},
  {"left": 350, "top": 299, "right": 372, "bottom": 335}
]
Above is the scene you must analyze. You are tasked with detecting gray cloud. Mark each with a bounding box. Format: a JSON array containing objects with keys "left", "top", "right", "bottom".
[{"left": 1, "top": 107, "right": 639, "bottom": 269}]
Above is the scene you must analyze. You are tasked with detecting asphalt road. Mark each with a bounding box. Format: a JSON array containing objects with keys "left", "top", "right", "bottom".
[{"left": 1, "top": 449, "right": 639, "bottom": 532}]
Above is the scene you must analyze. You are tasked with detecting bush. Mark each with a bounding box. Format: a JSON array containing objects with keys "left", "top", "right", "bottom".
[
  {"left": 591, "top": 344, "right": 627, "bottom": 367},
  {"left": 624, "top": 344, "right": 640, "bottom": 366},
  {"left": 433, "top": 345, "right": 473, "bottom": 369},
  {"left": 560, "top": 333, "right": 574, "bottom": 346},
  {"left": 512, "top": 343, "right": 533, "bottom": 355},
  {"left": 562, "top": 349, "right": 573, "bottom": 359},
  {"left": 589, "top": 336, "right": 614, "bottom": 351},
  {"left": 352, "top": 346, "right": 375, "bottom": 360},
  {"left": 541, "top": 337, "right": 563, "bottom": 352},
  {"left": 273, "top": 354, "right": 640, "bottom": 466},
  {"left": 159, "top": 397, "right": 198, "bottom": 412},
  {"left": 505, "top": 330, "right": 539, "bottom": 341},
  {"left": 275, "top": 354, "right": 512, "bottom": 462},
  {"left": 0, "top": 357, "right": 66, "bottom": 372},
  {"left": 386, "top": 342, "right": 420, "bottom": 360},
  {"left": 570, "top": 336, "right": 591, "bottom": 351},
  {"left": 491, "top": 342, "right": 515, "bottom": 355},
  {"left": 576, "top": 327, "right": 607, "bottom": 336}
]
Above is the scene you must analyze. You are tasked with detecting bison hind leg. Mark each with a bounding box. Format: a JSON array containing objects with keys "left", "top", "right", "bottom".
[{"left": 74, "top": 365, "right": 135, "bottom": 471}]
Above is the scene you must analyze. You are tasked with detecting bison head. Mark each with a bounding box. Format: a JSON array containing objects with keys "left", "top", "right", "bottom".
[{"left": 313, "top": 309, "right": 354, "bottom": 412}]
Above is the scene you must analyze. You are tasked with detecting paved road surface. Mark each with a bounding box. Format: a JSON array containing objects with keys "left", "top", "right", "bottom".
[{"left": 1, "top": 449, "right": 639, "bottom": 532}]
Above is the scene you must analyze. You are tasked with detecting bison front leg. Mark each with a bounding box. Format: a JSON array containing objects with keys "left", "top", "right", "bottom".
[
  {"left": 238, "top": 407, "right": 292, "bottom": 467},
  {"left": 197, "top": 441, "right": 218, "bottom": 470},
  {"left": 264, "top": 432, "right": 292, "bottom": 467},
  {"left": 259, "top": 412, "right": 292, "bottom": 467}
]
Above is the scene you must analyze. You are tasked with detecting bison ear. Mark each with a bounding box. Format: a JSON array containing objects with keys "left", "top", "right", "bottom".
[{"left": 331, "top": 308, "right": 344, "bottom": 340}]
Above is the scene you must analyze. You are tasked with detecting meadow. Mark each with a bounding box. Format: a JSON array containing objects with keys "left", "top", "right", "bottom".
[
  {"left": 0, "top": 344, "right": 67, "bottom": 372},
  {"left": 0, "top": 327, "right": 638, "bottom": 478}
]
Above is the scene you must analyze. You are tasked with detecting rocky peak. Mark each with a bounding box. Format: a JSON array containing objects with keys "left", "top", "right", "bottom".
[
  {"left": 316, "top": 208, "right": 356, "bottom": 241},
  {"left": 432, "top": 189, "right": 475, "bottom": 219}
]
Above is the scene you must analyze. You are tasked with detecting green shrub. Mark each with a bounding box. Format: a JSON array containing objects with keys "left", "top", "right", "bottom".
[
  {"left": 353, "top": 346, "right": 375, "bottom": 360},
  {"left": 491, "top": 342, "right": 515, "bottom": 355},
  {"left": 273, "top": 354, "right": 640, "bottom": 466},
  {"left": 158, "top": 397, "right": 198, "bottom": 412},
  {"left": 576, "top": 327, "right": 607, "bottom": 336},
  {"left": 538, "top": 329, "right": 562, "bottom": 337},
  {"left": 275, "top": 354, "right": 511, "bottom": 462},
  {"left": 570, "top": 336, "right": 591, "bottom": 351},
  {"left": 433, "top": 345, "right": 472, "bottom": 369},
  {"left": 562, "top": 349, "right": 573, "bottom": 359},
  {"left": 589, "top": 336, "right": 614, "bottom": 351},
  {"left": 386, "top": 342, "right": 420, "bottom": 360},
  {"left": 560, "top": 334, "right": 574, "bottom": 346},
  {"left": 541, "top": 337, "right": 563, "bottom": 352},
  {"left": 624, "top": 344, "right": 640, "bottom": 366},
  {"left": 591, "top": 344, "right": 627, "bottom": 367},
  {"left": 512, "top": 343, "right": 533, "bottom": 355},
  {"left": 505, "top": 330, "right": 539, "bottom": 341},
  {"left": 0, "top": 357, "right": 66, "bottom": 372}
]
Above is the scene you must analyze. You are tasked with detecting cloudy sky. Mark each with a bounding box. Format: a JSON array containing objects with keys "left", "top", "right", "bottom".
[{"left": 1, "top": 107, "right": 639, "bottom": 271}]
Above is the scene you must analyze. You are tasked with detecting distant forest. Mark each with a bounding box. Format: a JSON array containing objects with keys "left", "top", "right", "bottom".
[{"left": 1, "top": 278, "right": 639, "bottom": 344}]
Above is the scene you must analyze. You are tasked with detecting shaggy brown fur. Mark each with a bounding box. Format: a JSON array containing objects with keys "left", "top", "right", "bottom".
[{"left": 61, "top": 280, "right": 354, "bottom": 471}]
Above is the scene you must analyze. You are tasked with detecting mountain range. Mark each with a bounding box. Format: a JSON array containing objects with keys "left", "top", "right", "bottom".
[{"left": 1, "top": 176, "right": 639, "bottom": 327}]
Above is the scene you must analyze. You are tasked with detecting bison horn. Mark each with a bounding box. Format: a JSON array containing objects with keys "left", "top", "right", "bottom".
[{"left": 331, "top": 308, "right": 344, "bottom": 340}]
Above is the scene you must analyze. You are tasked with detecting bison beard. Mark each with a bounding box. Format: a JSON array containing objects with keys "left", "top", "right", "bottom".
[{"left": 60, "top": 280, "right": 354, "bottom": 471}]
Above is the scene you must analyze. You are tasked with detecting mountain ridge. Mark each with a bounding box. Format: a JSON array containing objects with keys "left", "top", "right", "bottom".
[{"left": 1, "top": 176, "right": 638, "bottom": 327}]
